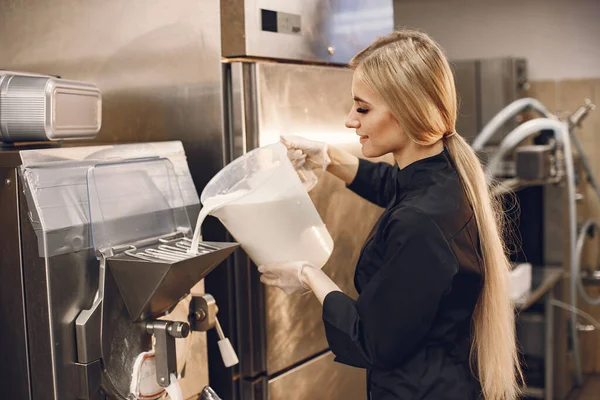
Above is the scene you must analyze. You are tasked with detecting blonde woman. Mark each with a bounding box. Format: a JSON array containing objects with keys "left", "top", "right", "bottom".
[{"left": 259, "top": 30, "right": 522, "bottom": 400}]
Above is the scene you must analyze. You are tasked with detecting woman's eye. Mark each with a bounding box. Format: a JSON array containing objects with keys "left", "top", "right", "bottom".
[{"left": 357, "top": 108, "right": 369, "bottom": 114}]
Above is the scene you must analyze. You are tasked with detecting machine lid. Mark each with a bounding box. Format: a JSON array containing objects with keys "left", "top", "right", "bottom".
[{"left": 87, "top": 157, "right": 192, "bottom": 254}]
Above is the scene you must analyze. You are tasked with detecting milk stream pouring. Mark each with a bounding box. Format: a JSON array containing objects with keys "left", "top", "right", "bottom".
[
  {"left": 188, "top": 190, "right": 248, "bottom": 255},
  {"left": 189, "top": 142, "right": 334, "bottom": 268}
]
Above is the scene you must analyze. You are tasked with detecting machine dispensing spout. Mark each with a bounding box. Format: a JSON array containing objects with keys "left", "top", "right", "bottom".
[{"left": 200, "top": 386, "right": 223, "bottom": 400}]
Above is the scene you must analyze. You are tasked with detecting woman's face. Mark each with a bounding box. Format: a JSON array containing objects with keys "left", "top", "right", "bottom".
[{"left": 345, "top": 69, "right": 407, "bottom": 158}]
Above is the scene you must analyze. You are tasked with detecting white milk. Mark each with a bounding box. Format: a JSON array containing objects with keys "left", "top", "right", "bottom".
[
  {"left": 212, "top": 194, "right": 334, "bottom": 268},
  {"left": 190, "top": 165, "right": 333, "bottom": 267},
  {"left": 188, "top": 190, "right": 249, "bottom": 254}
]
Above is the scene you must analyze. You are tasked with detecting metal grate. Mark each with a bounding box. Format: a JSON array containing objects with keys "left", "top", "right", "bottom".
[{"left": 124, "top": 238, "right": 219, "bottom": 263}]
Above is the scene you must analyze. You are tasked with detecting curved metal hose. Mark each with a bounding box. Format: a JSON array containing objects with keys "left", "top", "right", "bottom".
[
  {"left": 472, "top": 98, "right": 554, "bottom": 151},
  {"left": 575, "top": 219, "right": 600, "bottom": 306}
]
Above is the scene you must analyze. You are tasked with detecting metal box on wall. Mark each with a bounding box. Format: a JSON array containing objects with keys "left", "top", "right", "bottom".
[
  {"left": 452, "top": 57, "right": 528, "bottom": 145},
  {"left": 221, "top": 0, "right": 394, "bottom": 64}
]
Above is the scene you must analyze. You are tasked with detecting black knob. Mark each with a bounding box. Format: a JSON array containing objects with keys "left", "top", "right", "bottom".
[{"left": 168, "top": 321, "right": 190, "bottom": 338}]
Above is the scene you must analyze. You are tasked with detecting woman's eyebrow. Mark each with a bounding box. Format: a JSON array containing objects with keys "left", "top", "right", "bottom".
[{"left": 353, "top": 96, "right": 371, "bottom": 105}]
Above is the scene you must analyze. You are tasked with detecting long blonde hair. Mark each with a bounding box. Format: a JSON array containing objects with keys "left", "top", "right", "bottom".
[{"left": 350, "top": 30, "right": 522, "bottom": 400}]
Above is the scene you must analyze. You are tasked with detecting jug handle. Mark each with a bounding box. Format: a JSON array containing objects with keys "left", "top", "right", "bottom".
[{"left": 297, "top": 165, "right": 319, "bottom": 192}]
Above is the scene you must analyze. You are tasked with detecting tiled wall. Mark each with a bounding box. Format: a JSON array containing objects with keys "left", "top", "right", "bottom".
[{"left": 529, "top": 78, "right": 600, "bottom": 373}]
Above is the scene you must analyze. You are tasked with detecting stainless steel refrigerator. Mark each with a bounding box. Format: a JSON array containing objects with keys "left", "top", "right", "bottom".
[
  {"left": 225, "top": 61, "right": 389, "bottom": 400},
  {"left": 207, "top": 1, "right": 395, "bottom": 398}
]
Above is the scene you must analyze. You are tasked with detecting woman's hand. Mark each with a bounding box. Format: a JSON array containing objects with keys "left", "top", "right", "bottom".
[
  {"left": 259, "top": 261, "right": 343, "bottom": 303},
  {"left": 258, "top": 261, "right": 314, "bottom": 295},
  {"left": 281, "top": 135, "right": 359, "bottom": 185},
  {"left": 281, "top": 135, "right": 331, "bottom": 171}
]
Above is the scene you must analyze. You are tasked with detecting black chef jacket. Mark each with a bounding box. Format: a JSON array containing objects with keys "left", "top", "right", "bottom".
[{"left": 322, "top": 148, "right": 483, "bottom": 399}]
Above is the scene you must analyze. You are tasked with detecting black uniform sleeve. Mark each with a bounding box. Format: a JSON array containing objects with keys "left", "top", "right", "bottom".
[
  {"left": 347, "top": 158, "right": 397, "bottom": 208},
  {"left": 322, "top": 207, "right": 458, "bottom": 370}
]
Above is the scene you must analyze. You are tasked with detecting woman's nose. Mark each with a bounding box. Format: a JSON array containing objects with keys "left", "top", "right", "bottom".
[{"left": 345, "top": 113, "right": 360, "bottom": 129}]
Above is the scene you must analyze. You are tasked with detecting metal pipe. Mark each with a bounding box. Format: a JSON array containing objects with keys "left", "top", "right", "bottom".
[
  {"left": 569, "top": 131, "right": 600, "bottom": 201},
  {"left": 472, "top": 98, "right": 554, "bottom": 151},
  {"left": 567, "top": 100, "right": 600, "bottom": 203},
  {"left": 568, "top": 99, "right": 596, "bottom": 129},
  {"left": 575, "top": 219, "right": 600, "bottom": 306}
]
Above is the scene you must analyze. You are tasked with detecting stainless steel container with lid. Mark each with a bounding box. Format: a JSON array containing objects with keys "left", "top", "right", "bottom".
[{"left": 0, "top": 71, "right": 102, "bottom": 142}]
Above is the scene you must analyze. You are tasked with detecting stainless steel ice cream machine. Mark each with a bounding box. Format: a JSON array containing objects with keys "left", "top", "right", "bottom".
[{"left": 0, "top": 73, "right": 238, "bottom": 399}]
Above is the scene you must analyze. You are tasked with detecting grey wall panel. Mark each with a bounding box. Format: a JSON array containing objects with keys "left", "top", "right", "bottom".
[
  {"left": 451, "top": 58, "right": 528, "bottom": 146},
  {"left": 452, "top": 61, "right": 479, "bottom": 143}
]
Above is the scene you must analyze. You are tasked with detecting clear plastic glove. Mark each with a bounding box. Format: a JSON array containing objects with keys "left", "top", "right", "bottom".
[
  {"left": 258, "top": 261, "right": 316, "bottom": 295},
  {"left": 281, "top": 135, "right": 331, "bottom": 171}
]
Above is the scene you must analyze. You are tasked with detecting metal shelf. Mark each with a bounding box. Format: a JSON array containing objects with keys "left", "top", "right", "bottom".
[{"left": 522, "top": 386, "right": 545, "bottom": 398}]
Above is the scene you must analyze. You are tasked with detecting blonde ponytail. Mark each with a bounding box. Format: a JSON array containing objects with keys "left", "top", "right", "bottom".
[
  {"left": 445, "top": 133, "right": 523, "bottom": 399},
  {"left": 351, "top": 30, "right": 523, "bottom": 399}
]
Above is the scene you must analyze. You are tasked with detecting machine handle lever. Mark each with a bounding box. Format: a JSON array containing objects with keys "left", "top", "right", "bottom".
[
  {"left": 145, "top": 320, "right": 190, "bottom": 387},
  {"left": 191, "top": 294, "right": 239, "bottom": 367},
  {"left": 215, "top": 316, "right": 239, "bottom": 367}
]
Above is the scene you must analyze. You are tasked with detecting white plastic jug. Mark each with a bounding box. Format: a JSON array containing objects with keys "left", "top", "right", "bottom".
[{"left": 199, "top": 142, "right": 334, "bottom": 268}]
